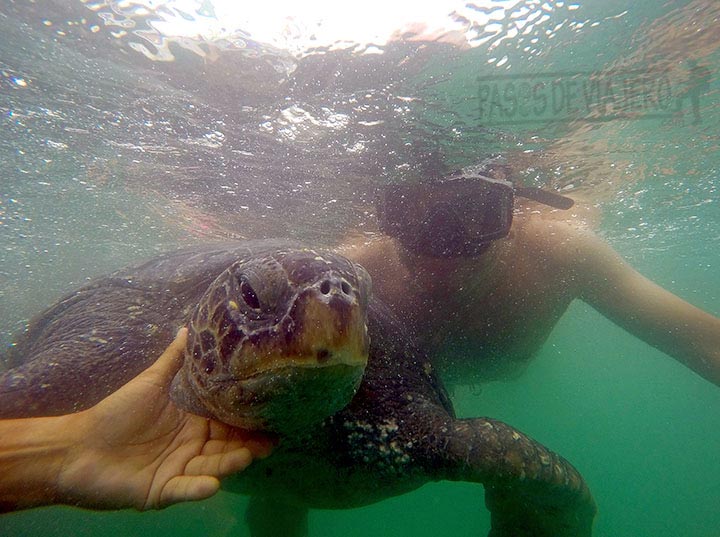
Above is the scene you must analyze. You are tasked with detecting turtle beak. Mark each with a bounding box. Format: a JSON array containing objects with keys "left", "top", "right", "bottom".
[{"left": 293, "top": 275, "right": 370, "bottom": 369}]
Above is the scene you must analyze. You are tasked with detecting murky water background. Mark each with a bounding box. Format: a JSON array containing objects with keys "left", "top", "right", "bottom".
[{"left": 1, "top": 1, "right": 719, "bottom": 535}]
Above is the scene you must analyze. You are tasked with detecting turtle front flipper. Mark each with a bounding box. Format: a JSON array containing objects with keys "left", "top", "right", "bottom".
[{"left": 436, "top": 417, "right": 596, "bottom": 537}]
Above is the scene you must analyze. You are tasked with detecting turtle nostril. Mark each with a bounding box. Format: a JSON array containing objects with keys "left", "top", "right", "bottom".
[
  {"left": 316, "top": 349, "right": 331, "bottom": 363},
  {"left": 341, "top": 281, "right": 352, "bottom": 295},
  {"left": 320, "top": 280, "right": 331, "bottom": 295}
]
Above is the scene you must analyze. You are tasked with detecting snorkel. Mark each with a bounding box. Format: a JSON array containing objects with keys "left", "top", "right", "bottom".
[{"left": 378, "top": 162, "right": 574, "bottom": 258}]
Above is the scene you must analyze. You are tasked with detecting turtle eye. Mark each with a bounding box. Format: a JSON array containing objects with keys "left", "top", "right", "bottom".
[{"left": 240, "top": 280, "right": 261, "bottom": 309}]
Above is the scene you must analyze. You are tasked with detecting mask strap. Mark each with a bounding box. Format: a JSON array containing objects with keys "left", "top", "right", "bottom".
[{"left": 514, "top": 186, "right": 574, "bottom": 210}]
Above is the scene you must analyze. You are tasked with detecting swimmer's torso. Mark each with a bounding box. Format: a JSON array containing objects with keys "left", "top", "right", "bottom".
[{"left": 341, "top": 217, "right": 578, "bottom": 384}]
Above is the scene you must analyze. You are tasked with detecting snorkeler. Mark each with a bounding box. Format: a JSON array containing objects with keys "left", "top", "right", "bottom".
[{"left": 341, "top": 162, "right": 720, "bottom": 386}]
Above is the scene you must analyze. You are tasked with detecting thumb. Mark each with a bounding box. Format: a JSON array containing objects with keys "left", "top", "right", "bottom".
[{"left": 146, "top": 327, "right": 189, "bottom": 387}]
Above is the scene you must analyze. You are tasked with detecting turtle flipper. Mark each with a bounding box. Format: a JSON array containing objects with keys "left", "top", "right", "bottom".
[
  {"left": 485, "top": 480, "right": 595, "bottom": 537},
  {"left": 246, "top": 496, "right": 308, "bottom": 537},
  {"left": 0, "top": 281, "right": 177, "bottom": 418},
  {"left": 344, "top": 299, "right": 595, "bottom": 535},
  {"left": 438, "top": 417, "right": 596, "bottom": 537}
]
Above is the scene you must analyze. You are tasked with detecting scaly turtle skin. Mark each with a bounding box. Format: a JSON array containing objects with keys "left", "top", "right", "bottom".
[{"left": 0, "top": 241, "right": 596, "bottom": 536}]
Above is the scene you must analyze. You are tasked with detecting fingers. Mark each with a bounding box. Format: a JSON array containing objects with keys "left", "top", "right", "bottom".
[
  {"left": 154, "top": 448, "right": 254, "bottom": 508},
  {"left": 237, "top": 438, "right": 274, "bottom": 460},
  {"left": 208, "top": 421, "right": 277, "bottom": 458},
  {"left": 146, "top": 327, "right": 188, "bottom": 386},
  {"left": 157, "top": 475, "right": 220, "bottom": 508},
  {"left": 185, "top": 448, "right": 254, "bottom": 478}
]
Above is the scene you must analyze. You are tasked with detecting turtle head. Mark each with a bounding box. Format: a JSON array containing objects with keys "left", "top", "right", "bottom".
[{"left": 171, "top": 247, "right": 371, "bottom": 436}]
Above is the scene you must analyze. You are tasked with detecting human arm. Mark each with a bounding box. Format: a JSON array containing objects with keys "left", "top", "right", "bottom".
[
  {"left": 0, "top": 328, "right": 273, "bottom": 513},
  {"left": 567, "top": 229, "right": 720, "bottom": 386}
]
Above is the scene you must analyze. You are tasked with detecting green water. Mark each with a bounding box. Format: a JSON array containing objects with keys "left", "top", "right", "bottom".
[{"left": 2, "top": 0, "right": 720, "bottom": 535}]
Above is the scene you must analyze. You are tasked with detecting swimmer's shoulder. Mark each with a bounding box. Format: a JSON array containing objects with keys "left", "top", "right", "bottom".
[
  {"left": 511, "top": 208, "right": 604, "bottom": 289},
  {"left": 334, "top": 234, "right": 409, "bottom": 283}
]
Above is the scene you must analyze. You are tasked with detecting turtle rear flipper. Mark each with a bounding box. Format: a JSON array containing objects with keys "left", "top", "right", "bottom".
[{"left": 439, "top": 417, "right": 596, "bottom": 537}]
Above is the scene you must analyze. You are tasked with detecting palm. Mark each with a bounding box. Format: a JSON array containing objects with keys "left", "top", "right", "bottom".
[{"left": 57, "top": 329, "right": 272, "bottom": 510}]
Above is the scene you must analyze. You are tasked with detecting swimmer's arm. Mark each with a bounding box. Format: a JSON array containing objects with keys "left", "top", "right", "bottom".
[
  {"left": 0, "top": 330, "right": 273, "bottom": 514},
  {"left": 570, "top": 232, "right": 720, "bottom": 386},
  {"left": 0, "top": 414, "right": 75, "bottom": 512}
]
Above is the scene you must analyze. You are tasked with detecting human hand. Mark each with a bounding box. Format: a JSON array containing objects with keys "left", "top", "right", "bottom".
[{"left": 55, "top": 328, "right": 274, "bottom": 510}]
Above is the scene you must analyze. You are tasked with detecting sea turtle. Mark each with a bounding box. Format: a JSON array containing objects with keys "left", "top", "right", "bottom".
[
  {"left": 0, "top": 240, "right": 371, "bottom": 435},
  {"left": 0, "top": 240, "right": 596, "bottom": 536}
]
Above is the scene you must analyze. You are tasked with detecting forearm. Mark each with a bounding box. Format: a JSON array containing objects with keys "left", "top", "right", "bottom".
[
  {"left": 635, "top": 304, "right": 720, "bottom": 387},
  {"left": 577, "top": 243, "right": 720, "bottom": 386},
  {"left": 586, "top": 284, "right": 720, "bottom": 385},
  {"left": 0, "top": 414, "right": 78, "bottom": 512}
]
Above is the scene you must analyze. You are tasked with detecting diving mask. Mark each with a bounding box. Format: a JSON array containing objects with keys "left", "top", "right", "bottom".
[{"left": 378, "top": 172, "right": 574, "bottom": 258}]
